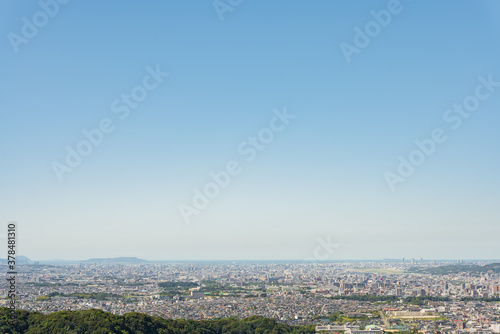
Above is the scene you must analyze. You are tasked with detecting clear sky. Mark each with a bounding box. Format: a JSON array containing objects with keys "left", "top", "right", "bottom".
[{"left": 1, "top": 0, "right": 499, "bottom": 261}]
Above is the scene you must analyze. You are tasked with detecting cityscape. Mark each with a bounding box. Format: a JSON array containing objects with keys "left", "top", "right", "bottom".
[
  {"left": 2, "top": 0, "right": 500, "bottom": 333},
  {"left": 1, "top": 258, "right": 500, "bottom": 333}
]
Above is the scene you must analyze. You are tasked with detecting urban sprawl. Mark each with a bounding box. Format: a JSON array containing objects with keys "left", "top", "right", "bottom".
[{"left": 2, "top": 260, "right": 500, "bottom": 333}]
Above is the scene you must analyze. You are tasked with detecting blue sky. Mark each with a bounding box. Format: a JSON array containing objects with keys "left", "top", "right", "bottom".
[{"left": 1, "top": 0, "right": 499, "bottom": 260}]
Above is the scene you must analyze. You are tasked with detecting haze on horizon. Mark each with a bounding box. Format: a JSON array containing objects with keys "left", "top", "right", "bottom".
[{"left": 1, "top": 0, "right": 499, "bottom": 261}]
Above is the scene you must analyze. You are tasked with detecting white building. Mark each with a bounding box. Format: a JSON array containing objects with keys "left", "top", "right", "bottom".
[
  {"left": 490, "top": 324, "right": 500, "bottom": 333},
  {"left": 315, "top": 325, "right": 383, "bottom": 334}
]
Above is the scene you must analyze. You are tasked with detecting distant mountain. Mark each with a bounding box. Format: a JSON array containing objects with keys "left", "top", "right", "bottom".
[
  {"left": 83, "top": 257, "right": 148, "bottom": 264},
  {"left": 0, "top": 255, "right": 33, "bottom": 265},
  {"left": 410, "top": 263, "right": 500, "bottom": 275}
]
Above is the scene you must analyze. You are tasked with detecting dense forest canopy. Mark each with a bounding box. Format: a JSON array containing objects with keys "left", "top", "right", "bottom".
[
  {"left": 0, "top": 308, "right": 316, "bottom": 334},
  {"left": 409, "top": 263, "right": 500, "bottom": 275}
]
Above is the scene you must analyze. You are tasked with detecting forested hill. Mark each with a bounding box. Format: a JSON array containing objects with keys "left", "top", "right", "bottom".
[
  {"left": 409, "top": 263, "right": 500, "bottom": 275},
  {"left": 0, "top": 308, "right": 315, "bottom": 334}
]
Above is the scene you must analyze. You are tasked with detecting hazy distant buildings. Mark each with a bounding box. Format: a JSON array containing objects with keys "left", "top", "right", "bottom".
[{"left": 190, "top": 291, "right": 205, "bottom": 299}]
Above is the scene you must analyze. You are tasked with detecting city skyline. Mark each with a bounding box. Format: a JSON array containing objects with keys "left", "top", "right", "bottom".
[{"left": 1, "top": 0, "right": 500, "bottom": 261}]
